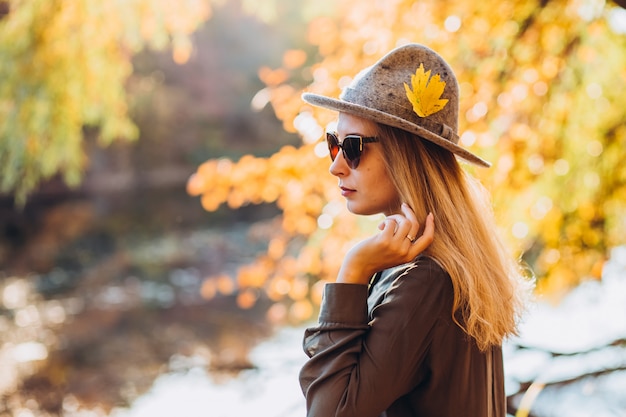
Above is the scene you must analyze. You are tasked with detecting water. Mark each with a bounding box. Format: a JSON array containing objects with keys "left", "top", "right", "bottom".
[
  {"left": 0, "top": 191, "right": 283, "bottom": 416},
  {"left": 111, "top": 327, "right": 306, "bottom": 417}
]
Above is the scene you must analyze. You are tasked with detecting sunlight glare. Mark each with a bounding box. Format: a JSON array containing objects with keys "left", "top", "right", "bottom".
[
  {"left": 586, "top": 83, "right": 602, "bottom": 99},
  {"left": 317, "top": 213, "right": 333, "bottom": 229},
  {"left": 444, "top": 15, "right": 461, "bottom": 32},
  {"left": 13, "top": 342, "right": 48, "bottom": 363},
  {"left": 459, "top": 131, "right": 476, "bottom": 147},
  {"left": 512, "top": 222, "right": 529, "bottom": 239},
  {"left": 586, "top": 140, "right": 603, "bottom": 157},
  {"left": 553, "top": 159, "right": 570, "bottom": 176},
  {"left": 544, "top": 249, "right": 561, "bottom": 265},
  {"left": 323, "top": 200, "right": 344, "bottom": 216},
  {"left": 527, "top": 154, "right": 545, "bottom": 175},
  {"left": 312, "top": 67, "right": 329, "bottom": 83},
  {"left": 608, "top": 7, "right": 626, "bottom": 34},
  {"left": 424, "top": 23, "right": 439, "bottom": 39},
  {"left": 497, "top": 92, "right": 513, "bottom": 109},
  {"left": 531, "top": 197, "right": 553, "bottom": 220},
  {"left": 2, "top": 279, "right": 29, "bottom": 309},
  {"left": 338, "top": 75, "right": 352, "bottom": 89},
  {"left": 584, "top": 172, "right": 600, "bottom": 188},
  {"left": 511, "top": 84, "right": 529, "bottom": 102},
  {"left": 314, "top": 141, "right": 329, "bottom": 158},
  {"left": 15, "top": 305, "right": 40, "bottom": 327},
  {"left": 251, "top": 88, "right": 271, "bottom": 111},
  {"left": 522, "top": 69, "right": 539, "bottom": 83},
  {"left": 472, "top": 102, "right": 488, "bottom": 118},
  {"left": 532, "top": 81, "right": 548, "bottom": 96},
  {"left": 293, "top": 112, "right": 324, "bottom": 144},
  {"left": 577, "top": 0, "right": 604, "bottom": 21}
]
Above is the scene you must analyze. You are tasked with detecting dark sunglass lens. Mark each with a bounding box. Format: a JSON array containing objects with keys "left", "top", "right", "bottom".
[
  {"left": 325, "top": 133, "right": 364, "bottom": 168},
  {"left": 342, "top": 136, "right": 361, "bottom": 165},
  {"left": 326, "top": 133, "right": 341, "bottom": 161}
]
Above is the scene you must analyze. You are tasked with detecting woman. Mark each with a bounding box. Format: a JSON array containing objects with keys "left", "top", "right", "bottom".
[{"left": 299, "top": 44, "right": 531, "bottom": 417}]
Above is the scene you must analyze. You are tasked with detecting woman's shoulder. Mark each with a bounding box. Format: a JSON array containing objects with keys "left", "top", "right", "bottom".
[
  {"left": 412, "top": 254, "right": 447, "bottom": 271},
  {"left": 392, "top": 255, "right": 453, "bottom": 302},
  {"left": 374, "top": 255, "right": 451, "bottom": 299},
  {"left": 369, "top": 255, "right": 454, "bottom": 319},
  {"left": 396, "top": 255, "right": 450, "bottom": 282}
]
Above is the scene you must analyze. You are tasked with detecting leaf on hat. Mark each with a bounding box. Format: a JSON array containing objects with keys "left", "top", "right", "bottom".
[{"left": 404, "top": 64, "right": 449, "bottom": 117}]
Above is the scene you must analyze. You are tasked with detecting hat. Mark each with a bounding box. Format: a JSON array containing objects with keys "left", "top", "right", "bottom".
[{"left": 302, "top": 44, "right": 491, "bottom": 167}]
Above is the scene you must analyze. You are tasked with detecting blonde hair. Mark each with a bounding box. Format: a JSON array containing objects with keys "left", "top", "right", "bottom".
[{"left": 377, "top": 124, "right": 532, "bottom": 351}]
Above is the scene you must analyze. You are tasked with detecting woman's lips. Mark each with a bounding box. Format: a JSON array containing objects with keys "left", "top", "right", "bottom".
[{"left": 340, "top": 186, "right": 355, "bottom": 197}]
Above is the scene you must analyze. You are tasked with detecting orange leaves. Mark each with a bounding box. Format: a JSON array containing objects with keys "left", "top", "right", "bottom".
[
  {"left": 283, "top": 49, "right": 307, "bottom": 69},
  {"left": 237, "top": 258, "right": 274, "bottom": 288},
  {"left": 200, "top": 274, "right": 235, "bottom": 299},
  {"left": 255, "top": 49, "right": 308, "bottom": 133},
  {"left": 187, "top": 140, "right": 338, "bottom": 320},
  {"left": 307, "top": 16, "right": 339, "bottom": 53},
  {"left": 187, "top": 0, "right": 626, "bottom": 319},
  {"left": 258, "top": 67, "right": 290, "bottom": 86},
  {"left": 188, "top": 143, "right": 333, "bottom": 234},
  {"left": 257, "top": 50, "right": 307, "bottom": 88},
  {"left": 172, "top": 35, "right": 193, "bottom": 64}
]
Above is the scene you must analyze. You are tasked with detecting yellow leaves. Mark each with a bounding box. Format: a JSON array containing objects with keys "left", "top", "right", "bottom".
[
  {"left": 0, "top": 0, "right": 213, "bottom": 203},
  {"left": 403, "top": 63, "right": 449, "bottom": 118}
]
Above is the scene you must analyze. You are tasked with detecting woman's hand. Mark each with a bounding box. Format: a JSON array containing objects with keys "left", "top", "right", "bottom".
[{"left": 336, "top": 204, "right": 435, "bottom": 285}]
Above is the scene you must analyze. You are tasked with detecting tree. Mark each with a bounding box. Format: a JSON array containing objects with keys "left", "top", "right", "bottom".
[
  {"left": 188, "top": 0, "right": 626, "bottom": 321},
  {"left": 0, "top": 0, "right": 212, "bottom": 204}
]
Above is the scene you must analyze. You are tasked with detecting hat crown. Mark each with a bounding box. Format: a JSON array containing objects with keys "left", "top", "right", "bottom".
[
  {"left": 341, "top": 44, "right": 459, "bottom": 137},
  {"left": 301, "top": 43, "right": 490, "bottom": 167}
]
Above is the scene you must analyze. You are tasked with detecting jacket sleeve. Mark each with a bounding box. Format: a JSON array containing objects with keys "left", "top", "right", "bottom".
[{"left": 299, "top": 258, "right": 451, "bottom": 417}]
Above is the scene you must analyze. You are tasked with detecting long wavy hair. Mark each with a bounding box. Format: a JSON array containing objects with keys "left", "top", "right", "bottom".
[{"left": 376, "top": 123, "right": 532, "bottom": 351}]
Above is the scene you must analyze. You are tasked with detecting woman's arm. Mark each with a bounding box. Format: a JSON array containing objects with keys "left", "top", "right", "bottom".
[{"left": 300, "top": 257, "right": 451, "bottom": 417}]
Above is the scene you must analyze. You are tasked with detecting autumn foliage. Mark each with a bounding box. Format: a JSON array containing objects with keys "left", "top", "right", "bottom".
[
  {"left": 0, "top": 0, "right": 211, "bottom": 203},
  {"left": 188, "top": 0, "right": 626, "bottom": 320},
  {"left": 3, "top": 0, "right": 625, "bottom": 322}
]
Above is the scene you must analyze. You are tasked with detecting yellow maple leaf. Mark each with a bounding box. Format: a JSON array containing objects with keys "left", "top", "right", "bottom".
[{"left": 404, "top": 63, "right": 449, "bottom": 117}]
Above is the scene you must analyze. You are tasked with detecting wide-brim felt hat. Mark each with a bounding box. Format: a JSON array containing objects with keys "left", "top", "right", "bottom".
[{"left": 302, "top": 43, "right": 491, "bottom": 167}]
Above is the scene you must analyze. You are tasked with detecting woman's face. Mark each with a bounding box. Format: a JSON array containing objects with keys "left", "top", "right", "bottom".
[{"left": 330, "top": 113, "right": 401, "bottom": 216}]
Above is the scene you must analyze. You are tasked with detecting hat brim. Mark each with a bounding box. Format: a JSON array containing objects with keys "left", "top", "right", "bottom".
[{"left": 302, "top": 92, "right": 491, "bottom": 168}]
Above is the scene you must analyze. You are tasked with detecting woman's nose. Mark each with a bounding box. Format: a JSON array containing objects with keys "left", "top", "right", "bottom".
[{"left": 329, "top": 150, "right": 349, "bottom": 177}]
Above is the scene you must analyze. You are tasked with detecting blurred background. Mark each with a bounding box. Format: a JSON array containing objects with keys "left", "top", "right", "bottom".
[{"left": 1, "top": 0, "right": 626, "bottom": 416}]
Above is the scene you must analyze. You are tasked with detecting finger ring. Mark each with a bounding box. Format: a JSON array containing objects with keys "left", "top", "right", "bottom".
[{"left": 406, "top": 234, "right": 416, "bottom": 243}]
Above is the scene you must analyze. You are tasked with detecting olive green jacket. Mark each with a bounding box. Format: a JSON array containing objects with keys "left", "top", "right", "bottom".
[{"left": 300, "top": 256, "right": 504, "bottom": 417}]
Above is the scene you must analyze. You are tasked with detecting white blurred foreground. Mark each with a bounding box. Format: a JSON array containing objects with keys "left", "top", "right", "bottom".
[
  {"left": 111, "top": 326, "right": 307, "bottom": 417},
  {"left": 113, "top": 247, "right": 626, "bottom": 417}
]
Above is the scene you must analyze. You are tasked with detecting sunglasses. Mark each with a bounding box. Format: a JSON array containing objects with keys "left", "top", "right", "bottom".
[{"left": 326, "top": 132, "right": 379, "bottom": 169}]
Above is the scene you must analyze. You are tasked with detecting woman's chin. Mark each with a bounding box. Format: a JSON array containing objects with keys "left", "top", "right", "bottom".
[{"left": 346, "top": 202, "right": 378, "bottom": 216}]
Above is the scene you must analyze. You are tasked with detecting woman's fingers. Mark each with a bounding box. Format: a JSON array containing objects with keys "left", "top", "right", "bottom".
[
  {"left": 410, "top": 212, "right": 435, "bottom": 254},
  {"left": 379, "top": 217, "right": 398, "bottom": 235},
  {"left": 400, "top": 203, "right": 421, "bottom": 244},
  {"left": 380, "top": 205, "right": 434, "bottom": 257},
  {"left": 383, "top": 214, "right": 412, "bottom": 242}
]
